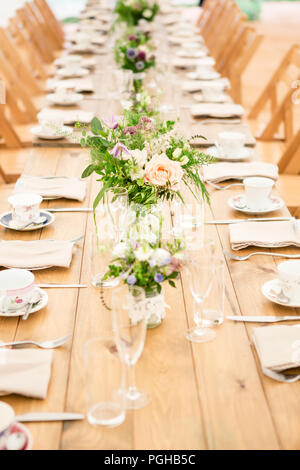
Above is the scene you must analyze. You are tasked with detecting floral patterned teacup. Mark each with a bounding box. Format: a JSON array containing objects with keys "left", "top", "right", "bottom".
[
  {"left": 8, "top": 192, "right": 42, "bottom": 227},
  {"left": 278, "top": 260, "right": 300, "bottom": 304},
  {"left": 0, "top": 269, "right": 35, "bottom": 312},
  {"left": 0, "top": 402, "right": 15, "bottom": 450}
]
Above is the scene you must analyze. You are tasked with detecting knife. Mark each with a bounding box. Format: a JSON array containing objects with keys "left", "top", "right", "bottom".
[
  {"left": 205, "top": 217, "right": 292, "bottom": 225},
  {"left": 37, "top": 284, "right": 88, "bottom": 288},
  {"left": 227, "top": 315, "right": 300, "bottom": 323},
  {"left": 16, "top": 412, "right": 84, "bottom": 422},
  {"left": 47, "top": 208, "right": 93, "bottom": 212}
]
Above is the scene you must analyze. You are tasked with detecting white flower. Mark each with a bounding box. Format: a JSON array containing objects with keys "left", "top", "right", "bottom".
[
  {"left": 143, "top": 8, "right": 153, "bottom": 18},
  {"left": 150, "top": 248, "right": 171, "bottom": 267},
  {"left": 130, "top": 166, "right": 145, "bottom": 181},
  {"left": 134, "top": 245, "right": 153, "bottom": 261},
  {"left": 173, "top": 148, "right": 182, "bottom": 159},
  {"left": 130, "top": 148, "right": 148, "bottom": 168},
  {"left": 113, "top": 242, "right": 128, "bottom": 258},
  {"left": 180, "top": 156, "right": 189, "bottom": 165}
]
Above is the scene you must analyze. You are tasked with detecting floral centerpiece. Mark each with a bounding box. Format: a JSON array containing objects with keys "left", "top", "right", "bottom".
[
  {"left": 114, "top": 32, "right": 156, "bottom": 92},
  {"left": 81, "top": 113, "right": 213, "bottom": 210},
  {"left": 102, "top": 211, "right": 184, "bottom": 327},
  {"left": 114, "top": 0, "right": 159, "bottom": 27}
]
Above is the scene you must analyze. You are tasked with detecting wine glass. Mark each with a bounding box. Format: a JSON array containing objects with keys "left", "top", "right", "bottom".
[
  {"left": 184, "top": 248, "right": 217, "bottom": 343},
  {"left": 112, "top": 286, "right": 151, "bottom": 410}
]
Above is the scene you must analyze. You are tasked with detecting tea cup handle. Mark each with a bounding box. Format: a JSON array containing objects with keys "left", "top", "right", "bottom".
[{"left": 0, "top": 290, "right": 9, "bottom": 313}]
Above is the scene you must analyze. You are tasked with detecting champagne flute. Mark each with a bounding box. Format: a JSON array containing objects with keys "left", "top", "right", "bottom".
[{"left": 112, "top": 286, "right": 151, "bottom": 410}]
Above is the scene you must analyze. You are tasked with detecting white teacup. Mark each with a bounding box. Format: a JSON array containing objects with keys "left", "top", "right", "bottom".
[
  {"left": 38, "top": 117, "right": 64, "bottom": 136},
  {"left": 201, "top": 83, "right": 224, "bottom": 102},
  {"left": 8, "top": 192, "right": 42, "bottom": 227},
  {"left": 0, "top": 269, "right": 35, "bottom": 312},
  {"left": 218, "top": 131, "right": 246, "bottom": 157},
  {"left": 278, "top": 260, "right": 300, "bottom": 304},
  {"left": 62, "top": 63, "right": 81, "bottom": 75},
  {"left": 243, "top": 177, "right": 274, "bottom": 211},
  {"left": 0, "top": 402, "right": 15, "bottom": 450}
]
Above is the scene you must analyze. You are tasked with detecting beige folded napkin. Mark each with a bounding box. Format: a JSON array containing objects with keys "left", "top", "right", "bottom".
[
  {"left": 253, "top": 326, "right": 300, "bottom": 371},
  {"left": 182, "top": 78, "right": 230, "bottom": 93},
  {"left": 202, "top": 162, "right": 278, "bottom": 183},
  {"left": 0, "top": 348, "right": 53, "bottom": 399},
  {"left": 15, "top": 176, "right": 87, "bottom": 202},
  {"left": 46, "top": 78, "right": 94, "bottom": 93},
  {"left": 172, "top": 56, "right": 215, "bottom": 69},
  {"left": 230, "top": 220, "right": 299, "bottom": 251},
  {"left": 38, "top": 108, "right": 94, "bottom": 125},
  {"left": 190, "top": 103, "right": 244, "bottom": 118},
  {"left": 0, "top": 240, "right": 75, "bottom": 269}
]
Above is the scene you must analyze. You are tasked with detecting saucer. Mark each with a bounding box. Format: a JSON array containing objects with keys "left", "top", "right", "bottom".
[
  {"left": 228, "top": 194, "right": 285, "bottom": 214},
  {"left": 176, "top": 50, "right": 207, "bottom": 59},
  {"left": 0, "top": 287, "right": 48, "bottom": 317},
  {"left": 0, "top": 210, "right": 55, "bottom": 231},
  {"left": 31, "top": 125, "right": 73, "bottom": 140},
  {"left": 206, "top": 145, "right": 253, "bottom": 161},
  {"left": 46, "top": 93, "right": 84, "bottom": 107},
  {"left": 262, "top": 278, "right": 300, "bottom": 308},
  {"left": 57, "top": 68, "right": 89, "bottom": 78},
  {"left": 193, "top": 93, "right": 230, "bottom": 104},
  {"left": 1, "top": 422, "right": 33, "bottom": 451},
  {"left": 187, "top": 70, "right": 220, "bottom": 81}
]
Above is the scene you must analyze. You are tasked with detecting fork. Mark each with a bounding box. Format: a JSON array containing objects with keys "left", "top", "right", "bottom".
[
  {"left": 206, "top": 181, "right": 244, "bottom": 190},
  {"left": 0, "top": 334, "right": 72, "bottom": 349},
  {"left": 224, "top": 250, "right": 300, "bottom": 261}
]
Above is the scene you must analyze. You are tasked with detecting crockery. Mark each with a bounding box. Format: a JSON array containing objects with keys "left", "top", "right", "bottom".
[
  {"left": 0, "top": 402, "right": 15, "bottom": 449},
  {"left": 278, "top": 260, "right": 300, "bottom": 304},
  {"left": 228, "top": 194, "right": 284, "bottom": 215},
  {"left": 0, "top": 287, "right": 48, "bottom": 318},
  {"left": 0, "top": 269, "right": 35, "bottom": 312},
  {"left": 47, "top": 92, "right": 84, "bottom": 107},
  {"left": 206, "top": 145, "right": 252, "bottom": 162},
  {"left": 243, "top": 177, "right": 274, "bottom": 211},
  {"left": 31, "top": 125, "right": 72, "bottom": 140},
  {"left": 8, "top": 192, "right": 42, "bottom": 227},
  {"left": 0, "top": 210, "right": 54, "bottom": 232},
  {"left": 218, "top": 131, "right": 246, "bottom": 157},
  {"left": 262, "top": 278, "right": 300, "bottom": 308}
]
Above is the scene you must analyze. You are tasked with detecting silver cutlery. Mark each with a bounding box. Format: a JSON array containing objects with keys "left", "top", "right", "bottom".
[
  {"left": 15, "top": 216, "right": 47, "bottom": 230},
  {"left": 48, "top": 208, "right": 93, "bottom": 213},
  {"left": 224, "top": 250, "right": 300, "bottom": 261},
  {"left": 205, "top": 217, "right": 292, "bottom": 225},
  {"left": 16, "top": 412, "right": 84, "bottom": 423},
  {"left": 262, "top": 367, "right": 300, "bottom": 383},
  {"left": 37, "top": 284, "right": 87, "bottom": 288},
  {"left": 206, "top": 181, "right": 244, "bottom": 190},
  {"left": 22, "top": 290, "right": 42, "bottom": 320},
  {"left": 0, "top": 334, "right": 72, "bottom": 349},
  {"left": 70, "top": 235, "right": 85, "bottom": 243},
  {"left": 227, "top": 315, "right": 300, "bottom": 323}
]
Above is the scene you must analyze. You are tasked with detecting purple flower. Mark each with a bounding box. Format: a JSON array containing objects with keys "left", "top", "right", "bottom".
[
  {"left": 127, "top": 274, "right": 137, "bottom": 285},
  {"left": 136, "top": 61, "right": 145, "bottom": 71},
  {"left": 128, "top": 35, "right": 137, "bottom": 41},
  {"left": 126, "top": 48, "right": 137, "bottom": 59},
  {"left": 104, "top": 115, "right": 119, "bottom": 130},
  {"left": 137, "top": 51, "right": 146, "bottom": 61},
  {"left": 109, "top": 142, "right": 130, "bottom": 159},
  {"left": 154, "top": 273, "right": 164, "bottom": 283}
]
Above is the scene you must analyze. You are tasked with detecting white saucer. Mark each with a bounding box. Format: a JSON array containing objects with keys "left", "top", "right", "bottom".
[
  {"left": 31, "top": 126, "right": 73, "bottom": 140},
  {"left": 0, "top": 210, "right": 55, "bottom": 231},
  {"left": 187, "top": 70, "right": 220, "bottom": 80},
  {"left": 262, "top": 278, "right": 300, "bottom": 308},
  {"left": 0, "top": 287, "right": 48, "bottom": 317},
  {"left": 57, "top": 68, "right": 89, "bottom": 78},
  {"left": 176, "top": 50, "right": 207, "bottom": 59},
  {"left": 206, "top": 145, "right": 252, "bottom": 161},
  {"left": 46, "top": 93, "right": 84, "bottom": 107},
  {"left": 228, "top": 194, "right": 285, "bottom": 215},
  {"left": 193, "top": 93, "right": 230, "bottom": 104},
  {"left": 54, "top": 55, "right": 82, "bottom": 67}
]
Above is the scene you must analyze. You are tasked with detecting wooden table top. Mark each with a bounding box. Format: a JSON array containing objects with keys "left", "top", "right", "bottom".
[{"left": 1, "top": 22, "right": 300, "bottom": 452}]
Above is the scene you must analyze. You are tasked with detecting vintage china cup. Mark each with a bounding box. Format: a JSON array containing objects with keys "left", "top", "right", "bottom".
[
  {"left": 38, "top": 116, "right": 65, "bottom": 136},
  {"left": 0, "top": 402, "right": 15, "bottom": 450},
  {"left": 278, "top": 260, "right": 300, "bottom": 304},
  {"left": 201, "top": 83, "right": 224, "bottom": 102},
  {"left": 0, "top": 269, "right": 35, "bottom": 312},
  {"left": 8, "top": 192, "right": 42, "bottom": 226},
  {"left": 243, "top": 177, "right": 274, "bottom": 211},
  {"left": 218, "top": 131, "right": 246, "bottom": 157}
]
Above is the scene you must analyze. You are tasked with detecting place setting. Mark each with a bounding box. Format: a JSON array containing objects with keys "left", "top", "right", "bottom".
[
  {"left": 30, "top": 115, "right": 73, "bottom": 141},
  {"left": 46, "top": 85, "right": 84, "bottom": 107},
  {"left": 37, "top": 108, "right": 94, "bottom": 126},
  {"left": 186, "top": 66, "right": 221, "bottom": 81},
  {"left": 206, "top": 131, "right": 253, "bottom": 162}
]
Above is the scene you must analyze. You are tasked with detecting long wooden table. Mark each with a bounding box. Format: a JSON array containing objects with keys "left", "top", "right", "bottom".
[{"left": 1, "top": 6, "right": 300, "bottom": 451}]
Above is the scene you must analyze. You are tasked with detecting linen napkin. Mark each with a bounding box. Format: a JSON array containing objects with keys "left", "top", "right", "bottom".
[
  {"left": 190, "top": 103, "right": 244, "bottom": 118},
  {"left": 253, "top": 326, "right": 300, "bottom": 372},
  {"left": 229, "top": 220, "right": 299, "bottom": 251},
  {"left": 182, "top": 78, "right": 230, "bottom": 93},
  {"left": 46, "top": 78, "right": 94, "bottom": 93},
  {"left": 0, "top": 349, "right": 53, "bottom": 399},
  {"left": 15, "top": 176, "right": 87, "bottom": 202},
  {"left": 172, "top": 56, "right": 215, "bottom": 69},
  {"left": 202, "top": 162, "right": 278, "bottom": 183},
  {"left": 0, "top": 240, "right": 75, "bottom": 269},
  {"left": 38, "top": 109, "right": 94, "bottom": 125}
]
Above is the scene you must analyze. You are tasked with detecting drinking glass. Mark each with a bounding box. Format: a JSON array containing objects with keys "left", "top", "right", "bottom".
[
  {"left": 84, "top": 337, "right": 126, "bottom": 427},
  {"left": 184, "top": 252, "right": 217, "bottom": 343},
  {"left": 112, "top": 286, "right": 151, "bottom": 410},
  {"left": 102, "top": 187, "right": 128, "bottom": 241},
  {"left": 90, "top": 230, "right": 118, "bottom": 288},
  {"left": 201, "top": 259, "right": 225, "bottom": 327}
]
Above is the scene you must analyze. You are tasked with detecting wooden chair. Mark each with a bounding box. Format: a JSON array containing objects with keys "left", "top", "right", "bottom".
[
  {"left": 34, "top": 0, "right": 65, "bottom": 46},
  {"left": 26, "top": 2, "right": 62, "bottom": 52},
  {"left": 223, "top": 26, "right": 263, "bottom": 104},
  {"left": 248, "top": 44, "right": 300, "bottom": 142}
]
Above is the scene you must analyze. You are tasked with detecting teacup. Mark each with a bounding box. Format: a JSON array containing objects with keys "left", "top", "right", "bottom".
[
  {"left": 0, "top": 269, "right": 35, "bottom": 312},
  {"left": 62, "top": 63, "right": 81, "bottom": 75},
  {"left": 38, "top": 116, "right": 64, "bottom": 136},
  {"left": 201, "top": 83, "right": 224, "bottom": 102},
  {"left": 243, "top": 177, "right": 274, "bottom": 211},
  {"left": 0, "top": 402, "right": 15, "bottom": 450},
  {"left": 218, "top": 131, "right": 246, "bottom": 157},
  {"left": 278, "top": 260, "right": 300, "bottom": 304},
  {"left": 8, "top": 192, "right": 42, "bottom": 227}
]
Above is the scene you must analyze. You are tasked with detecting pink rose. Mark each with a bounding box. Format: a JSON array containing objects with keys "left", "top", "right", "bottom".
[{"left": 144, "top": 154, "right": 183, "bottom": 188}]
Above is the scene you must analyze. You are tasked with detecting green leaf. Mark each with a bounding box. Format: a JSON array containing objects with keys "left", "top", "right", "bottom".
[
  {"left": 91, "top": 117, "right": 103, "bottom": 135},
  {"left": 168, "top": 280, "right": 176, "bottom": 288},
  {"left": 81, "top": 164, "right": 96, "bottom": 178}
]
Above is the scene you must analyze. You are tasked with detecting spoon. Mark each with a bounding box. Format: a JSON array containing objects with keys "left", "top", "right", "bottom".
[
  {"left": 13, "top": 216, "right": 47, "bottom": 230},
  {"left": 22, "top": 291, "right": 42, "bottom": 320}
]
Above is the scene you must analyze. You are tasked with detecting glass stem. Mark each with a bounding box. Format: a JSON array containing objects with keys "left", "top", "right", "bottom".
[
  {"left": 193, "top": 298, "right": 203, "bottom": 329},
  {"left": 127, "top": 363, "right": 138, "bottom": 397}
]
